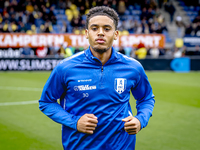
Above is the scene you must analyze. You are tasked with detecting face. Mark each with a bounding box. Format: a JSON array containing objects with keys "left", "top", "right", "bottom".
[{"left": 85, "top": 15, "right": 119, "bottom": 54}]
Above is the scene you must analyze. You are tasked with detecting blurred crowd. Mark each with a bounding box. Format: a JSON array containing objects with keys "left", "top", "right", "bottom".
[
  {"left": 0, "top": 0, "right": 169, "bottom": 34},
  {"left": 21, "top": 42, "right": 199, "bottom": 60},
  {"left": 0, "top": 0, "right": 199, "bottom": 58},
  {"left": 184, "top": 11, "right": 200, "bottom": 37},
  {"left": 0, "top": 0, "right": 58, "bottom": 33}
]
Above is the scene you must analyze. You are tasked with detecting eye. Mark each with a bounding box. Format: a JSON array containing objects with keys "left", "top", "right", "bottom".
[
  {"left": 92, "top": 27, "right": 97, "bottom": 31},
  {"left": 104, "top": 28, "right": 110, "bottom": 31}
]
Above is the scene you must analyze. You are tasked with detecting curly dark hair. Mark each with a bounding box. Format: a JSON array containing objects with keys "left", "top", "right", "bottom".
[{"left": 86, "top": 6, "right": 119, "bottom": 30}]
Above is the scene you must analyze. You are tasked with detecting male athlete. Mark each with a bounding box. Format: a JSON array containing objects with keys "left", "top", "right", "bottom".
[{"left": 39, "top": 6, "right": 155, "bottom": 150}]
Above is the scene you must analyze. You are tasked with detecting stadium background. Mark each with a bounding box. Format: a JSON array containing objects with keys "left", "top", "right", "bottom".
[{"left": 0, "top": 0, "right": 200, "bottom": 150}]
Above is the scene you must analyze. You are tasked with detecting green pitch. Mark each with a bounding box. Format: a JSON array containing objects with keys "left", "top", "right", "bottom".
[{"left": 0, "top": 71, "right": 199, "bottom": 150}]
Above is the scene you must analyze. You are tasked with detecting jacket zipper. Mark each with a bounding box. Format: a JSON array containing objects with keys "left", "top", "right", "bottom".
[{"left": 100, "top": 65, "right": 104, "bottom": 88}]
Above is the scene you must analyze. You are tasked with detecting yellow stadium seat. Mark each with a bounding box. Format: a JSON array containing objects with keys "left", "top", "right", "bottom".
[
  {"left": 74, "top": 29, "right": 80, "bottom": 34},
  {"left": 121, "top": 30, "right": 129, "bottom": 35},
  {"left": 65, "top": 9, "right": 73, "bottom": 21},
  {"left": 67, "top": 14, "right": 73, "bottom": 21},
  {"left": 81, "top": 29, "right": 85, "bottom": 34},
  {"left": 11, "top": 24, "right": 18, "bottom": 31},
  {"left": 0, "top": 16, "right": 3, "bottom": 23},
  {"left": 49, "top": 25, "right": 53, "bottom": 32},
  {"left": 33, "top": 13, "right": 39, "bottom": 19},
  {"left": 92, "top": 1, "right": 96, "bottom": 7},
  {"left": 46, "top": 2, "right": 50, "bottom": 8},
  {"left": 65, "top": 9, "right": 72, "bottom": 16},
  {"left": 3, "top": 24, "right": 8, "bottom": 31},
  {"left": 40, "top": 25, "right": 44, "bottom": 30},
  {"left": 85, "top": 9, "right": 89, "bottom": 15},
  {"left": 175, "top": 38, "right": 184, "bottom": 48},
  {"left": 31, "top": 24, "right": 36, "bottom": 31},
  {"left": 73, "top": 10, "right": 79, "bottom": 18},
  {"left": 26, "top": 30, "right": 33, "bottom": 34},
  {"left": 70, "top": 4, "right": 77, "bottom": 10},
  {"left": 118, "top": 31, "right": 121, "bottom": 36}
]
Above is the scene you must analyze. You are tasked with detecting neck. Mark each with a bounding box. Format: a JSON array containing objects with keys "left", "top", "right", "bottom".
[{"left": 90, "top": 47, "right": 112, "bottom": 65}]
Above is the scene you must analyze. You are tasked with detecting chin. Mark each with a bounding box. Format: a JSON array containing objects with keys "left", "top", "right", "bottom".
[
  {"left": 92, "top": 45, "right": 111, "bottom": 54},
  {"left": 93, "top": 46, "right": 110, "bottom": 54}
]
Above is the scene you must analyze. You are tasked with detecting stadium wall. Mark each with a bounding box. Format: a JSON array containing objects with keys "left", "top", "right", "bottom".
[{"left": 0, "top": 57, "right": 199, "bottom": 71}]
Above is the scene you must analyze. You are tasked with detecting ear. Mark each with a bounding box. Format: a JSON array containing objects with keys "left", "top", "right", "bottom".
[
  {"left": 85, "top": 29, "right": 89, "bottom": 39},
  {"left": 114, "top": 30, "right": 119, "bottom": 40}
]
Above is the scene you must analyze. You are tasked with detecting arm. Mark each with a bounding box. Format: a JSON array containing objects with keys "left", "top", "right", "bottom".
[
  {"left": 123, "top": 64, "right": 155, "bottom": 134},
  {"left": 39, "top": 66, "right": 98, "bottom": 133},
  {"left": 131, "top": 65, "right": 155, "bottom": 130},
  {"left": 39, "top": 66, "right": 81, "bottom": 130}
]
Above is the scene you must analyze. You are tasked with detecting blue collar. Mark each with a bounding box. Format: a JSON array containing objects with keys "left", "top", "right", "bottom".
[{"left": 84, "top": 46, "right": 119, "bottom": 65}]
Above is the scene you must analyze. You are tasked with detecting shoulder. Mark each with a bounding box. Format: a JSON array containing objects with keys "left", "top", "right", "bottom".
[
  {"left": 60, "top": 51, "right": 85, "bottom": 64},
  {"left": 117, "top": 52, "right": 144, "bottom": 70},
  {"left": 59, "top": 51, "right": 85, "bottom": 66},
  {"left": 115, "top": 52, "right": 147, "bottom": 80},
  {"left": 55, "top": 51, "right": 85, "bottom": 72}
]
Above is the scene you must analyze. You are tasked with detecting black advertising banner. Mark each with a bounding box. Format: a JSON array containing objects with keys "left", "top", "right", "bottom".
[
  {"left": 0, "top": 58, "right": 63, "bottom": 71},
  {"left": 1, "top": 58, "right": 200, "bottom": 71}
]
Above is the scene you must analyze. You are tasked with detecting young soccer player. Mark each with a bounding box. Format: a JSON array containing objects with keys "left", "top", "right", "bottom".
[{"left": 39, "top": 6, "right": 155, "bottom": 150}]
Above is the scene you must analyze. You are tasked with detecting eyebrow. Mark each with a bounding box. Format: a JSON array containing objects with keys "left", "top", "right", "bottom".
[{"left": 90, "top": 24, "right": 112, "bottom": 28}]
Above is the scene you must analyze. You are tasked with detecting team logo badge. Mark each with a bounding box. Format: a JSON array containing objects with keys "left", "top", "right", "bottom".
[{"left": 114, "top": 78, "right": 127, "bottom": 94}]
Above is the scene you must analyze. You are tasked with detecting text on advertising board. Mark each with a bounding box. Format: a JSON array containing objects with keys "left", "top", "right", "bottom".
[{"left": 0, "top": 33, "right": 165, "bottom": 48}]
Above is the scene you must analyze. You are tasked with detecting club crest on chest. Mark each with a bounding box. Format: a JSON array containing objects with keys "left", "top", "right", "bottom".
[{"left": 114, "top": 78, "right": 127, "bottom": 94}]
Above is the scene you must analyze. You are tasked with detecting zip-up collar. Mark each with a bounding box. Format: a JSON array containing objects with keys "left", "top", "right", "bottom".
[{"left": 84, "top": 46, "right": 119, "bottom": 65}]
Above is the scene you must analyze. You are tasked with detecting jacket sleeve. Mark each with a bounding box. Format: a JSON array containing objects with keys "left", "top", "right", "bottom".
[
  {"left": 131, "top": 64, "right": 155, "bottom": 130},
  {"left": 39, "top": 66, "right": 81, "bottom": 130}
]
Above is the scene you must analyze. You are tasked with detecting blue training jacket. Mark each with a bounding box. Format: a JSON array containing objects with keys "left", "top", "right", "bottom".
[{"left": 39, "top": 47, "right": 155, "bottom": 150}]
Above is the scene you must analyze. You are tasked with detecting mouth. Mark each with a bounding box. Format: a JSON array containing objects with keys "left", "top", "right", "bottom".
[{"left": 96, "top": 39, "right": 105, "bottom": 44}]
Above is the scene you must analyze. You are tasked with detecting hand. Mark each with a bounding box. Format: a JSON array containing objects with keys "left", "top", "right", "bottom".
[
  {"left": 77, "top": 114, "right": 98, "bottom": 134},
  {"left": 122, "top": 116, "right": 141, "bottom": 135}
]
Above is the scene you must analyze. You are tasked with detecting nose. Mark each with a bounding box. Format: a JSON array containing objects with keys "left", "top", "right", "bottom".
[{"left": 98, "top": 28, "right": 104, "bottom": 36}]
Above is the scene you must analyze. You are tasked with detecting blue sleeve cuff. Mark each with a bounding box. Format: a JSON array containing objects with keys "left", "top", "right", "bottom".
[
  {"left": 134, "top": 115, "right": 145, "bottom": 130},
  {"left": 71, "top": 115, "right": 82, "bottom": 130}
]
